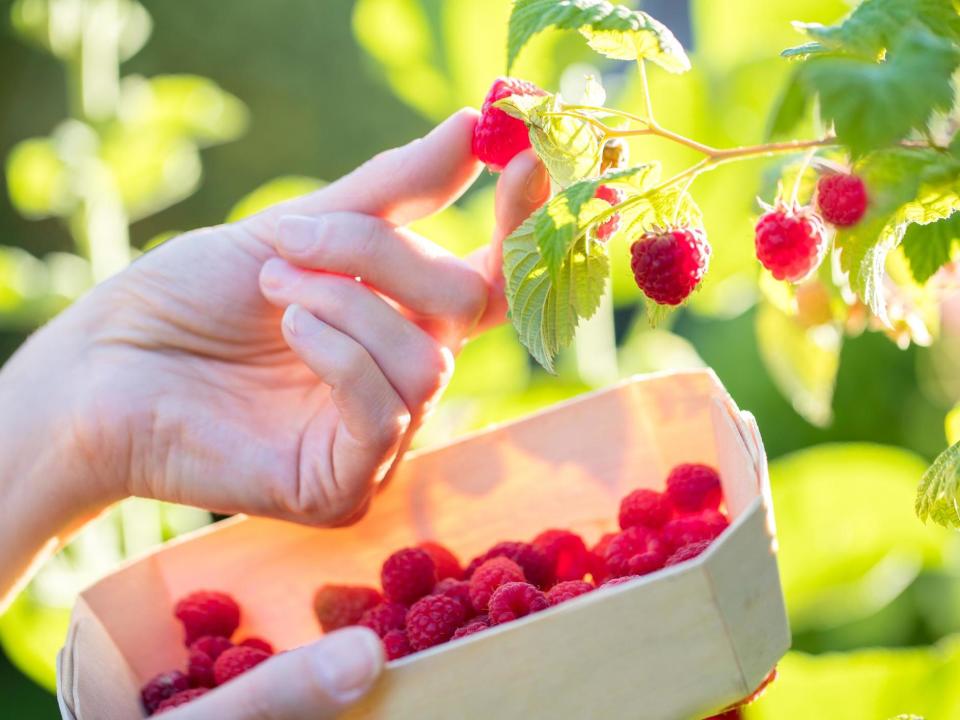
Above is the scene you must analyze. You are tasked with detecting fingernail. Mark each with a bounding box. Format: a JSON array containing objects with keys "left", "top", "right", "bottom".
[
  {"left": 278, "top": 215, "right": 323, "bottom": 254},
  {"left": 311, "top": 628, "right": 384, "bottom": 703},
  {"left": 261, "top": 258, "right": 296, "bottom": 290},
  {"left": 524, "top": 158, "right": 550, "bottom": 202}
]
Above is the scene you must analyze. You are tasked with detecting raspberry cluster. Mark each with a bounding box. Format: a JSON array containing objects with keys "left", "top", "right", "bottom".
[
  {"left": 140, "top": 590, "right": 275, "bottom": 715},
  {"left": 312, "top": 463, "right": 730, "bottom": 663}
]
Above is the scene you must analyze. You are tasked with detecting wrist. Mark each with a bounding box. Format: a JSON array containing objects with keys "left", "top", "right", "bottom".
[{"left": 0, "top": 300, "right": 125, "bottom": 607}]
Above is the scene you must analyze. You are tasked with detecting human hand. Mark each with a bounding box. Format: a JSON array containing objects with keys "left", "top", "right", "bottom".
[{"left": 0, "top": 109, "right": 548, "bottom": 603}]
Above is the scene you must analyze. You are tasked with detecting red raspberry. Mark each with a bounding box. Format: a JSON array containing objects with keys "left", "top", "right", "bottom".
[
  {"left": 704, "top": 712, "right": 741, "bottom": 720},
  {"left": 313, "top": 584, "right": 382, "bottom": 633},
  {"left": 358, "top": 602, "right": 408, "bottom": 638},
  {"left": 603, "top": 527, "right": 668, "bottom": 578},
  {"left": 488, "top": 582, "right": 548, "bottom": 625},
  {"left": 238, "top": 637, "right": 274, "bottom": 654},
  {"left": 532, "top": 529, "right": 591, "bottom": 583},
  {"left": 432, "top": 578, "right": 475, "bottom": 618},
  {"left": 666, "top": 463, "right": 722, "bottom": 513},
  {"left": 600, "top": 575, "right": 641, "bottom": 589},
  {"left": 466, "top": 541, "right": 553, "bottom": 589},
  {"left": 452, "top": 616, "right": 491, "bottom": 640},
  {"left": 468, "top": 557, "right": 526, "bottom": 612},
  {"left": 141, "top": 671, "right": 190, "bottom": 713},
  {"left": 619, "top": 489, "right": 673, "bottom": 530},
  {"left": 382, "top": 629, "right": 413, "bottom": 660},
  {"left": 213, "top": 646, "right": 270, "bottom": 686},
  {"left": 661, "top": 512, "right": 728, "bottom": 552},
  {"left": 405, "top": 594, "right": 467, "bottom": 650},
  {"left": 155, "top": 687, "right": 209, "bottom": 713},
  {"left": 471, "top": 77, "right": 546, "bottom": 170},
  {"left": 594, "top": 185, "right": 626, "bottom": 241},
  {"left": 382, "top": 548, "right": 437, "bottom": 605},
  {"left": 545, "top": 580, "right": 594, "bottom": 606},
  {"left": 418, "top": 541, "right": 463, "bottom": 581},
  {"left": 665, "top": 540, "right": 712, "bottom": 567},
  {"left": 816, "top": 173, "right": 867, "bottom": 227},
  {"left": 589, "top": 532, "right": 618, "bottom": 584},
  {"left": 754, "top": 206, "right": 827, "bottom": 282},
  {"left": 173, "top": 591, "right": 240, "bottom": 646},
  {"left": 190, "top": 635, "right": 233, "bottom": 660},
  {"left": 630, "top": 227, "right": 711, "bottom": 305}
]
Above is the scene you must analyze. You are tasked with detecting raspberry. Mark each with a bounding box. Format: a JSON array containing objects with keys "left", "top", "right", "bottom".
[
  {"left": 466, "top": 541, "right": 553, "bottom": 589},
  {"left": 589, "top": 532, "right": 618, "bottom": 584},
  {"left": 213, "top": 646, "right": 270, "bottom": 686},
  {"left": 601, "top": 138, "right": 629, "bottom": 172},
  {"left": 594, "top": 185, "right": 626, "bottom": 241},
  {"left": 382, "top": 629, "right": 413, "bottom": 660},
  {"left": 600, "top": 575, "right": 641, "bottom": 589},
  {"left": 532, "top": 529, "right": 591, "bottom": 583},
  {"left": 666, "top": 463, "right": 722, "bottom": 513},
  {"left": 619, "top": 489, "right": 673, "bottom": 530},
  {"left": 418, "top": 541, "right": 463, "bottom": 581},
  {"left": 358, "top": 602, "right": 408, "bottom": 638},
  {"left": 816, "top": 173, "right": 867, "bottom": 227},
  {"left": 239, "top": 637, "right": 274, "bottom": 654},
  {"left": 187, "top": 648, "right": 216, "bottom": 688},
  {"left": 630, "top": 227, "right": 711, "bottom": 305},
  {"left": 432, "top": 578, "right": 475, "bottom": 618},
  {"left": 190, "top": 635, "right": 233, "bottom": 660},
  {"left": 405, "top": 594, "right": 467, "bottom": 650},
  {"left": 452, "top": 616, "right": 491, "bottom": 640},
  {"left": 661, "top": 512, "right": 728, "bottom": 552},
  {"left": 173, "top": 591, "right": 240, "bottom": 646},
  {"left": 155, "top": 688, "right": 209, "bottom": 713},
  {"left": 488, "top": 582, "right": 548, "bottom": 625},
  {"left": 468, "top": 557, "right": 526, "bottom": 612},
  {"left": 313, "top": 584, "right": 382, "bottom": 633},
  {"left": 754, "top": 205, "right": 828, "bottom": 282},
  {"left": 603, "top": 527, "right": 668, "bottom": 578},
  {"left": 704, "top": 712, "right": 741, "bottom": 720},
  {"left": 665, "top": 540, "right": 712, "bottom": 567},
  {"left": 471, "top": 77, "right": 546, "bottom": 171},
  {"left": 141, "top": 671, "right": 190, "bottom": 713},
  {"left": 545, "top": 580, "right": 594, "bottom": 606},
  {"left": 381, "top": 548, "right": 437, "bottom": 605}
]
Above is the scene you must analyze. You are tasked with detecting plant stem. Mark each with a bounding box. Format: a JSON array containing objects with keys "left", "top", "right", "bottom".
[{"left": 637, "top": 60, "right": 655, "bottom": 125}]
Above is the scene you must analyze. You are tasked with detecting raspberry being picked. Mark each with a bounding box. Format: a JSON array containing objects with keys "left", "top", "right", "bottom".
[
  {"left": 472, "top": 77, "right": 546, "bottom": 171},
  {"left": 816, "top": 173, "right": 868, "bottom": 227},
  {"left": 754, "top": 204, "right": 828, "bottom": 282},
  {"left": 630, "top": 227, "right": 711, "bottom": 305}
]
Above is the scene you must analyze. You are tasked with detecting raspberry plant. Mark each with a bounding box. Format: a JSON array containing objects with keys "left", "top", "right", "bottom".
[{"left": 496, "top": 0, "right": 960, "bottom": 527}]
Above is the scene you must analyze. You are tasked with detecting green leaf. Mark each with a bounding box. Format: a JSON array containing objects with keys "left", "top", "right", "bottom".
[
  {"left": 801, "top": 28, "right": 960, "bottom": 157},
  {"left": 835, "top": 147, "right": 956, "bottom": 317},
  {"left": 503, "top": 220, "right": 610, "bottom": 372},
  {"left": 901, "top": 212, "right": 960, "bottom": 284},
  {"left": 917, "top": 441, "right": 960, "bottom": 529},
  {"left": 507, "top": 0, "right": 689, "bottom": 73},
  {"left": 495, "top": 93, "right": 602, "bottom": 187},
  {"left": 786, "top": 0, "right": 960, "bottom": 59}
]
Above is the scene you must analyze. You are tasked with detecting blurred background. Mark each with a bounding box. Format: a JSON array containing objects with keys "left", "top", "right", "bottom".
[{"left": 2, "top": 0, "right": 960, "bottom": 717}]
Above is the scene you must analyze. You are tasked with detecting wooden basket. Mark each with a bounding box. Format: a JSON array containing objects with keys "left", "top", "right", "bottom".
[{"left": 56, "top": 369, "right": 789, "bottom": 720}]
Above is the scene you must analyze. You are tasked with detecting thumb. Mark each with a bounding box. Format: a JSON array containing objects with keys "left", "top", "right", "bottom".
[
  {"left": 162, "top": 628, "right": 384, "bottom": 720},
  {"left": 469, "top": 149, "right": 550, "bottom": 333}
]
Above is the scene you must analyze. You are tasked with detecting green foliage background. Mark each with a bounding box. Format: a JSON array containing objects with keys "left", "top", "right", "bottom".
[{"left": 2, "top": 0, "right": 960, "bottom": 717}]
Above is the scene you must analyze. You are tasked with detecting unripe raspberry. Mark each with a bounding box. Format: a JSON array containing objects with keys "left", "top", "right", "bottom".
[
  {"left": 754, "top": 205, "right": 827, "bottom": 282},
  {"left": 816, "top": 173, "right": 868, "bottom": 227},
  {"left": 630, "top": 227, "right": 711, "bottom": 305},
  {"left": 472, "top": 77, "right": 546, "bottom": 171}
]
